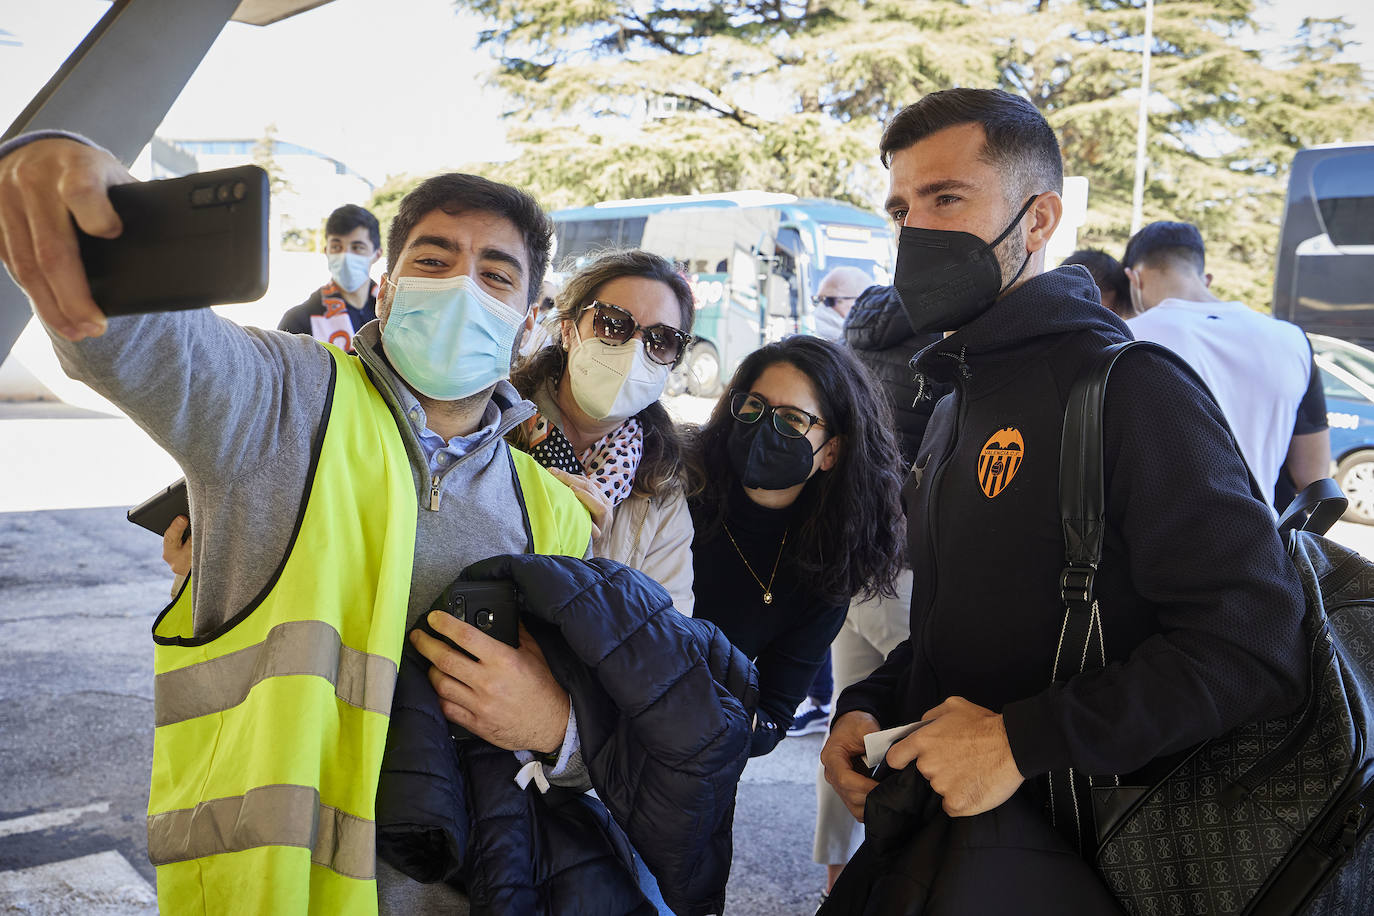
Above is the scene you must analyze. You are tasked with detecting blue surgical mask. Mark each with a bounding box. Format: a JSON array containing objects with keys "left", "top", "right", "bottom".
[
  {"left": 327, "top": 252, "right": 373, "bottom": 292},
  {"left": 381, "top": 275, "right": 526, "bottom": 401}
]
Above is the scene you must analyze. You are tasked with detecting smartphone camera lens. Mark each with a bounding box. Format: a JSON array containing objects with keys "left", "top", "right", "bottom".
[
  {"left": 474, "top": 609, "right": 495, "bottom": 631},
  {"left": 191, "top": 186, "right": 215, "bottom": 207},
  {"left": 216, "top": 184, "right": 232, "bottom": 203},
  {"left": 232, "top": 181, "right": 247, "bottom": 201}
]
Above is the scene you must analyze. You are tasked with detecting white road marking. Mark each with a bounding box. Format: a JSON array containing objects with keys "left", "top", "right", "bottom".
[
  {"left": 0, "top": 850, "right": 155, "bottom": 915},
  {"left": 0, "top": 801, "right": 111, "bottom": 839}
]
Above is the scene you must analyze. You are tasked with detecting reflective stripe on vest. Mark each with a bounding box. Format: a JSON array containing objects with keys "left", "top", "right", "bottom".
[{"left": 146, "top": 346, "right": 590, "bottom": 914}]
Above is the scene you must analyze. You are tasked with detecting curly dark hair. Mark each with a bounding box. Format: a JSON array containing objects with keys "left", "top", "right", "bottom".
[
  {"left": 509, "top": 249, "right": 696, "bottom": 499},
  {"left": 685, "top": 336, "right": 906, "bottom": 604}
]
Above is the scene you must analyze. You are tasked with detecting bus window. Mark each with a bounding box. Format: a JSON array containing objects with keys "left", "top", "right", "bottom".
[
  {"left": 1313, "top": 151, "right": 1374, "bottom": 248},
  {"left": 555, "top": 216, "right": 650, "bottom": 264},
  {"left": 817, "top": 223, "right": 893, "bottom": 285}
]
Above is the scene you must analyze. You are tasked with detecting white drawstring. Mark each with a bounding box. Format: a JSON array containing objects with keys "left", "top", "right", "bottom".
[{"left": 514, "top": 759, "right": 552, "bottom": 794}]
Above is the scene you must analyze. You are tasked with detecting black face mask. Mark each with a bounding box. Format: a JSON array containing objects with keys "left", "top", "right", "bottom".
[
  {"left": 727, "top": 419, "right": 823, "bottom": 490},
  {"left": 892, "top": 195, "right": 1039, "bottom": 335}
]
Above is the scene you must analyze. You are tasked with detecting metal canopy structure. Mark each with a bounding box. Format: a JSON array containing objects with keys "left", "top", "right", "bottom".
[
  {"left": 0, "top": 0, "right": 341, "bottom": 366},
  {"left": 232, "top": 0, "right": 338, "bottom": 27}
]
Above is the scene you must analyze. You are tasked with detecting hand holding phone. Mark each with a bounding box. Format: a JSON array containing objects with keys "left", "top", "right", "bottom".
[
  {"left": 0, "top": 137, "right": 132, "bottom": 341},
  {"left": 416, "top": 580, "right": 522, "bottom": 741},
  {"left": 127, "top": 478, "right": 189, "bottom": 539}
]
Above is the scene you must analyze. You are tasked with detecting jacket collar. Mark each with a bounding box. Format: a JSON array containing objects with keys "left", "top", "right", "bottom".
[{"left": 911, "top": 265, "right": 1132, "bottom": 387}]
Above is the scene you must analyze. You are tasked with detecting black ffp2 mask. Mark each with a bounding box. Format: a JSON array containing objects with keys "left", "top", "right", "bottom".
[
  {"left": 727, "top": 419, "right": 823, "bottom": 490},
  {"left": 892, "top": 195, "right": 1038, "bottom": 335}
]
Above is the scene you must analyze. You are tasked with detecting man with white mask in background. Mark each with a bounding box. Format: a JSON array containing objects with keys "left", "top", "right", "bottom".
[
  {"left": 0, "top": 133, "right": 610, "bottom": 913},
  {"left": 278, "top": 203, "right": 382, "bottom": 352},
  {"left": 810, "top": 265, "right": 872, "bottom": 341}
]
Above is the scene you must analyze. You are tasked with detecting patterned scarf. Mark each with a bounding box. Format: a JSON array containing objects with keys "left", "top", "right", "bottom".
[{"left": 524, "top": 414, "right": 643, "bottom": 506}]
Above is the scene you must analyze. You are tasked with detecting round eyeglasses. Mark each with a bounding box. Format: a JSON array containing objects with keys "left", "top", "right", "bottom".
[
  {"left": 729, "top": 390, "right": 827, "bottom": 439},
  {"left": 580, "top": 300, "right": 692, "bottom": 367}
]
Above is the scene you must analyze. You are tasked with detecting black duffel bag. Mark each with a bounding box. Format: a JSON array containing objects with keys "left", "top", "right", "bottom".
[{"left": 1052, "top": 340, "right": 1374, "bottom": 915}]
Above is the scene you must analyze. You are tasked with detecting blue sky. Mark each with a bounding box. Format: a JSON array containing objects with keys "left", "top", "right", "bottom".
[{"left": 1, "top": 0, "right": 1370, "bottom": 185}]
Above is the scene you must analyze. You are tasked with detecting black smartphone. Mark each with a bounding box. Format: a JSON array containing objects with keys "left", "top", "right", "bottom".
[
  {"left": 422, "top": 580, "right": 521, "bottom": 655},
  {"left": 78, "top": 165, "right": 269, "bottom": 317},
  {"left": 127, "top": 478, "right": 189, "bottom": 539},
  {"left": 418, "top": 580, "right": 522, "bottom": 741}
]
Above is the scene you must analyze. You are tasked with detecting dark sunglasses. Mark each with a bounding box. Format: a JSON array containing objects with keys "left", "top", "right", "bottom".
[
  {"left": 811, "top": 295, "right": 855, "bottom": 310},
  {"left": 581, "top": 300, "right": 692, "bottom": 367},
  {"left": 729, "top": 390, "right": 827, "bottom": 439}
]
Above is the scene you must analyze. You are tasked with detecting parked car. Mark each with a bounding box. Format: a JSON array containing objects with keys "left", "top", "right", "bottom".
[{"left": 1310, "top": 334, "right": 1374, "bottom": 524}]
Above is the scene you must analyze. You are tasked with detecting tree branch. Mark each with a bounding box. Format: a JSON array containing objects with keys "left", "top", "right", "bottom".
[
  {"left": 625, "top": 9, "right": 687, "bottom": 55},
  {"left": 661, "top": 90, "right": 759, "bottom": 129}
]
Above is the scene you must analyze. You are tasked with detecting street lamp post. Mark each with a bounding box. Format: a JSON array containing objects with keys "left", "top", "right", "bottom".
[{"left": 1130, "top": 0, "right": 1155, "bottom": 236}]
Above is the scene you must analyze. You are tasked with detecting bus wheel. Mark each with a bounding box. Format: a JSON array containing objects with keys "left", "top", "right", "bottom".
[{"left": 685, "top": 342, "right": 722, "bottom": 397}]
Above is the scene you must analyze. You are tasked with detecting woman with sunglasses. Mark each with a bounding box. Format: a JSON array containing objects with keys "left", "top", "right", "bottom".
[
  {"left": 508, "top": 249, "right": 697, "bottom": 613},
  {"left": 685, "top": 336, "right": 906, "bottom": 756}
]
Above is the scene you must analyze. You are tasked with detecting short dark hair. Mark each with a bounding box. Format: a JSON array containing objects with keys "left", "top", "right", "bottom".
[
  {"left": 325, "top": 204, "right": 380, "bottom": 251},
  {"left": 879, "top": 89, "right": 1063, "bottom": 203},
  {"left": 1062, "top": 248, "right": 1130, "bottom": 314},
  {"left": 684, "top": 336, "right": 905, "bottom": 604},
  {"left": 386, "top": 174, "right": 554, "bottom": 305},
  {"left": 1123, "top": 221, "right": 1206, "bottom": 274}
]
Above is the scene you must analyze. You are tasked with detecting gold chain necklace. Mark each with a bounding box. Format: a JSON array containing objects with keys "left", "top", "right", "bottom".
[{"left": 722, "top": 523, "right": 788, "bottom": 605}]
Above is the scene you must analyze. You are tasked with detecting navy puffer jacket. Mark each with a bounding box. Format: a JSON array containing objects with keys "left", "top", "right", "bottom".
[
  {"left": 376, "top": 555, "right": 758, "bottom": 916},
  {"left": 843, "top": 285, "right": 947, "bottom": 466}
]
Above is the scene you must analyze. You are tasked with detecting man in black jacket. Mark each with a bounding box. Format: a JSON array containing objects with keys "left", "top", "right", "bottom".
[{"left": 819, "top": 89, "right": 1307, "bottom": 867}]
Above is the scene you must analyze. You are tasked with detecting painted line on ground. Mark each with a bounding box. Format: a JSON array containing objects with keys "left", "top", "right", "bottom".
[{"left": 0, "top": 801, "right": 111, "bottom": 839}]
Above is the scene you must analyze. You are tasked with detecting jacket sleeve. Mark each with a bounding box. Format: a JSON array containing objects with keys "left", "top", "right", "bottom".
[
  {"left": 832, "top": 637, "right": 915, "bottom": 728},
  {"left": 1002, "top": 351, "right": 1308, "bottom": 778},
  {"left": 749, "top": 601, "right": 848, "bottom": 756},
  {"left": 638, "top": 489, "right": 696, "bottom": 616},
  {"left": 277, "top": 293, "right": 321, "bottom": 334},
  {"left": 46, "top": 308, "right": 333, "bottom": 485}
]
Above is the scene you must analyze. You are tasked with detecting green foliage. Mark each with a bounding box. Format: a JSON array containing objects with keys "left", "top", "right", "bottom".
[
  {"left": 369, "top": 0, "right": 1374, "bottom": 308},
  {"left": 251, "top": 123, "right": 292, "bottom": 197}
]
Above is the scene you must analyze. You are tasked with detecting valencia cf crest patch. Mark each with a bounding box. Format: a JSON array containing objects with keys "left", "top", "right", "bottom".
[{"left": 977, "top": 427, "right": 1024, "bottom": 498}]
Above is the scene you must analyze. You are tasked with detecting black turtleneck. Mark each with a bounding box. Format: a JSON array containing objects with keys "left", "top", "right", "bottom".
[{"left": 691, "top": 485, "right": 847, "bottom": 756}]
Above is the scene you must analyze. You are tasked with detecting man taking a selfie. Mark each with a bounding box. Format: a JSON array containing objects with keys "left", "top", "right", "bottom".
[{"left": 0, "top": 134, "right": 601, "bottom": 913}]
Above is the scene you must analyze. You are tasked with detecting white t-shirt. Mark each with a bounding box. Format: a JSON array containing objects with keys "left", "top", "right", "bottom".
[{"left": 1128, "top": 298, "right": 1311, "bottom": 506}]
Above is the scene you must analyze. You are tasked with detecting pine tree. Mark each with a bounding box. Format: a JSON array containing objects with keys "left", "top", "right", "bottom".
[{"left": 375, "top": 0, "right": 1372, "bottom": 307}]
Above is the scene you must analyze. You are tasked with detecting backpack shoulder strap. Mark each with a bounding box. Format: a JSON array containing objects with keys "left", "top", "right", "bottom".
[{"left": 1056, "top": 341, "right": 1142, "bottom": 679}]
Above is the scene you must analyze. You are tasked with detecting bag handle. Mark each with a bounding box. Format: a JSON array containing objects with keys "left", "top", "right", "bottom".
[{"left": 1277, "top": 477, "right": 1347, "bottom": 538}]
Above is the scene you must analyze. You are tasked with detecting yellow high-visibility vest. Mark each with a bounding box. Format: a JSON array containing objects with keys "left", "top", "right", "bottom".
[{"left": 147, "top": 345, "right": 590, "bottom": 914}]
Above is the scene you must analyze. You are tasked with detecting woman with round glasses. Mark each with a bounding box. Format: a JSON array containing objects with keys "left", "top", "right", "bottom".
[
  {"left": 508, "top": 249, "right": 697, "bottom": 613},
  {"left": 685, "top": 335, "right": 905, "bottom": 756}
]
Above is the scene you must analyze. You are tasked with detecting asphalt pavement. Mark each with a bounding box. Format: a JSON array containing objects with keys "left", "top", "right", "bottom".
[{"left": 4, "top": 400, "right": 1374, "bottom": 915}]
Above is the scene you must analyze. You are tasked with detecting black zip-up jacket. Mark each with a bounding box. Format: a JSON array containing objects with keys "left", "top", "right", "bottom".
[{"left": 834, "top": 266, "right": 1307, "bottom": 782}]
